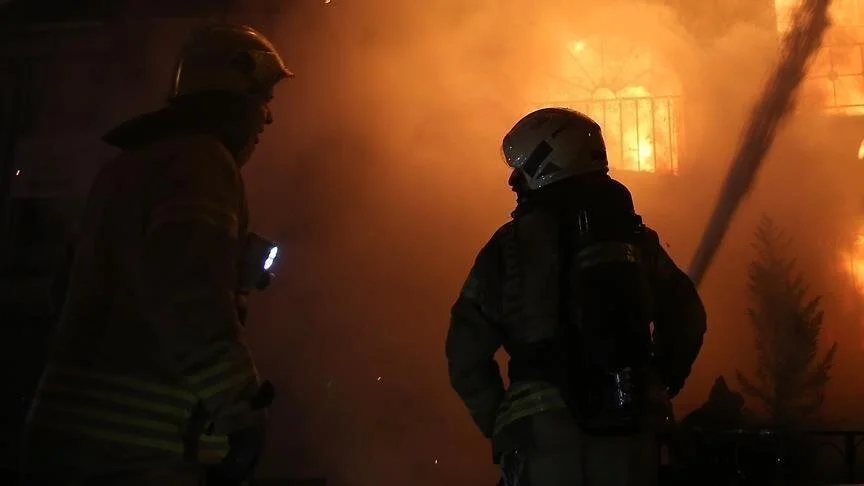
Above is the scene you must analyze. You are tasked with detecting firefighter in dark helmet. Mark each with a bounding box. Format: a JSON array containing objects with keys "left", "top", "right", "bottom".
[
  {"left": 446, "top": 108, "right": 706, "bottom": 486},
  {"left": 21, "top": 24, "right": 292, "bottom": 485}
]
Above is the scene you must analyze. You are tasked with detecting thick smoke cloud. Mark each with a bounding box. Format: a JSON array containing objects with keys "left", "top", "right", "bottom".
[{"left": 233, "top": 0, "right": 864, "bottom": 483}]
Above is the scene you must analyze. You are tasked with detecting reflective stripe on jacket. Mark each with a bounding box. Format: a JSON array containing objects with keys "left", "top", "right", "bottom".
[
  {"left": 28, "top": 365, "right": 229, "bottom": 464},
  {"left": 494, "top": 381, "right": 568, "bottom": 437}
]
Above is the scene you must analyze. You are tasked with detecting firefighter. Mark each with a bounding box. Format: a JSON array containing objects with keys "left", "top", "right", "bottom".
[
  {"left": 446, "top": 108, "right": 706, "bottom": 486},
  {"left": 20, "top": 24, "right": 293, "bottom": 485}
]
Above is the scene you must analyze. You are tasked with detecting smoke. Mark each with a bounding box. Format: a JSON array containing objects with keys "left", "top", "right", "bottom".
[
  {"left": 223, "top": 0, "right": 864, "bottom": 483},
  {"left": 688, "top": 0, "right": 832, "bottom": 287}
]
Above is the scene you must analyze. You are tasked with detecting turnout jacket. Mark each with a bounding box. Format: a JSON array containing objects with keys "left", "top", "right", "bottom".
[
  {"left": 446, "top": 175, "right": 706, "bottom": 439},
  {"left": 25, "top": 119, "right": 261, "bottom": 472}
]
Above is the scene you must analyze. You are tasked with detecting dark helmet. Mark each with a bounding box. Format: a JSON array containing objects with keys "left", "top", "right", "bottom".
[{"left": 170, "top": 24, "right": 293, "bottom": 99}]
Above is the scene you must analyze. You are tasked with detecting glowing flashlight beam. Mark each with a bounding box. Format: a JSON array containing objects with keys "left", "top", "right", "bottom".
[{"left": 263, "top": 246, "right": 278, "bottom": 271}]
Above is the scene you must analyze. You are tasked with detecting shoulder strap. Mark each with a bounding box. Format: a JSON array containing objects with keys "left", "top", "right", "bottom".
[{"left": 499, "top": 221, "right": 522, "bottom": 331}]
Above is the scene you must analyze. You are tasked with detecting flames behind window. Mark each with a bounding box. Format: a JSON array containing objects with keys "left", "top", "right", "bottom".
[
  {"left": 776, "top": 1, "right": 864, "bottom": 293},
  {"left": 839, "top": 226, "right": 864, "bottom": 297},
  {"left": 776, "top": 0, "right": 864, "bottom": 114},
  {"left": 534, "top": 38, "right": 682, "bottom": 174}
]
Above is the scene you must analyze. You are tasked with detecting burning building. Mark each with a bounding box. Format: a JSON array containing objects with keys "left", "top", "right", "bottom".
[
  {"left": 522, "top": 0, "right": 864, "bottom": 331},
  {"left": 530, "top": 35, "right": 683, "bottom": 174}
]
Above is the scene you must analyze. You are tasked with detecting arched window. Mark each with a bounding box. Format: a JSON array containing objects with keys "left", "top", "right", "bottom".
[
  {"left": 776, "top": 0, "right": 864, "bottom": 114},
  {"left": 534, "top": 36, "right": 683, "bottom": 174}
]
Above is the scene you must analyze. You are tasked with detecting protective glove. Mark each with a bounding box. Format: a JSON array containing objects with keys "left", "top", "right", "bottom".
[
  {"left": 665, "top": 378, "right": 685, "bottom": 399},
  {"left": 255, "top": 272, "right": 274, "bottom": 291},
  {"left": 207, "top": 381, "right": 275, "bottom": 486},
  {"left": 655, "top": 357, "right": 686, "bottom": 399},
  {"left": 206, "top": 420, "right": 267, "bottom": 486}
]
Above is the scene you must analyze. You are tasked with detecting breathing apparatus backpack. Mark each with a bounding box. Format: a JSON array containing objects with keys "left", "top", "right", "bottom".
[{"left": 558, "top": 206, "right": 657, "bottom": 434}]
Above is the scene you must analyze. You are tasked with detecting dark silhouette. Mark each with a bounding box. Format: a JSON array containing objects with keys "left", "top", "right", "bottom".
[
  {"left": 680, "top": 376, "right": 750, "bottom": 431},
  {"left": 735, "top": 216, "right": 837, "bottom": 426}
]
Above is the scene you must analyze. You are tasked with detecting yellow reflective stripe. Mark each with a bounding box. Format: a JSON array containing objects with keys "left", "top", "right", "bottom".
[
  {"left": 197, "top": 372, "right": 253, "bottom": 399},
  {"left": 577, "top": 242, "right": 641, "bottom": 268},
  {"left": 30, "top": 409, "right": 230, "bottom": 460},
  {"left": 498, "top": 389, "right": 567, "bottom": 416},
  {"left": 494, "top": 404, "right": 567, "bottom": 436},
  {"left": 187, "top": 360, "right": 235, "bottom": 384},
  {"left": 184, "top": 346, "right": 258, "bottom": 402},
  {"left": 36, "top": 402, "right": 177, "bottom": 433},
  {"left": 494, "top": 383, "right": 569, "bottom": 435},
  {"left": 200, "top": 434, "right": 229, "bottom": 444},
  {"left": 503, "top": 391, "right": 567, "bottom": 409},
  {"left": 507, "top": 381, "right": 555, "bottom": 395},
  {"left": 38, "top": 384, "right": 190, "bottom": 419},
  {"left": 33, "top": 364, "right": 232, "bottom": 464},
  {"left": 47, "top": 365, "right": 196, "bottom": 403},
  {"left": 32, "top": 419, "right": 185, "bottom": 454}
]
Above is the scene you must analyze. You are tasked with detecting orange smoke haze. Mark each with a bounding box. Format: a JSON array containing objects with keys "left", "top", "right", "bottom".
[{"left": 213, "top": 0, "right": 864, "bottom": 483}]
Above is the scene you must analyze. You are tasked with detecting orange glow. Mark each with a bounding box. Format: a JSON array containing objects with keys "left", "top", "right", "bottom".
[
  {"left": 840, "top": 226, "right": 864, "bottom": 291},
  {"left": 776, "top": 0, "right": 864, "bottom": 114},
  {"left": 570, "top": 40, "right": 586, "bottom": 53},
  {"left": 535, "top": 39, "right": 681, "bottom": 174}
]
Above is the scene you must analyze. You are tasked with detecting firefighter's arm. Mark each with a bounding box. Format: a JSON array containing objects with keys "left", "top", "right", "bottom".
[
  {"left": 647, "top": 232, "right": 707, "bottom": 398},
  {"left": 139, "top": 138, "right": 260, "bottom": 422},
  {"left": 445, "top": 242, "right": 505, "bottom": 438}
]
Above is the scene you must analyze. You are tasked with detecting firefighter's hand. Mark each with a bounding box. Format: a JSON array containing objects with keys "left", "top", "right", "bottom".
[
  {"left": 657, "top": 359, "right": 686, "bottom": 399},
  {"left": 255, "top": 272, "right": 274, "bottom": 291},
  {"left": 665, "top": 380, "right": 685, "bottom": 399},
  {"left": 212, "top": 381, "right": 275, "bottom": 434},
  {"left": 251, "top": 380, "right": 275, "bottom": 409},
  {"left": 209, "top": 381, "right": 273, "bottom": 483},
  {"left": 207, "top": 420, "right": 268, "bottom": 486}
]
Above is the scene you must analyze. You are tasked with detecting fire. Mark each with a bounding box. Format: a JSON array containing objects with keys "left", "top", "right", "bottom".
[
  {"left": 539, "top": 39, "right": 681, "bottom": 174},
  {"left": 774, "top": 0, "right": 861, "bottom": 33},
  {"left": 570, "top": 40, "right": 587, "bottom": 54},
  {"left": 572, "top": 83, "right": 678, "bottom": 175},
  {"left": 858, "top": 139, "right": 864, "bottom": 160},
  {"left": 840, "top": 226, "right": 864, "bottom": 291},
  {"left": 775, "top": 0, "right": 864, "bottom": 114}
]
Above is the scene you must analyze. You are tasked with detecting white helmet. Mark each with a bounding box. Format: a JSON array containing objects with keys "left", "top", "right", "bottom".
[{"left": 502, "top": 107, "right": 609, "bottom": 191}]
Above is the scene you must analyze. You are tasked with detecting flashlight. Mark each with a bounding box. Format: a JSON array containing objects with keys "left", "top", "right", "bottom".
[
  {"left": 263, "top": 245, "right": 278, "bottom": 271},
  {"left": 241, "top": 232, "right": 280, "bottom": 292}
]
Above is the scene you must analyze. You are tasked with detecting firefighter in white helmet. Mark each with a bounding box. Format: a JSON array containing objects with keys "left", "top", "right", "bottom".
[
  {"left": 22, "top": 24, "right": 292, "bottom": 486},
  {"left": 447, "top": 107, "right": 706, "bottom": 486}
]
